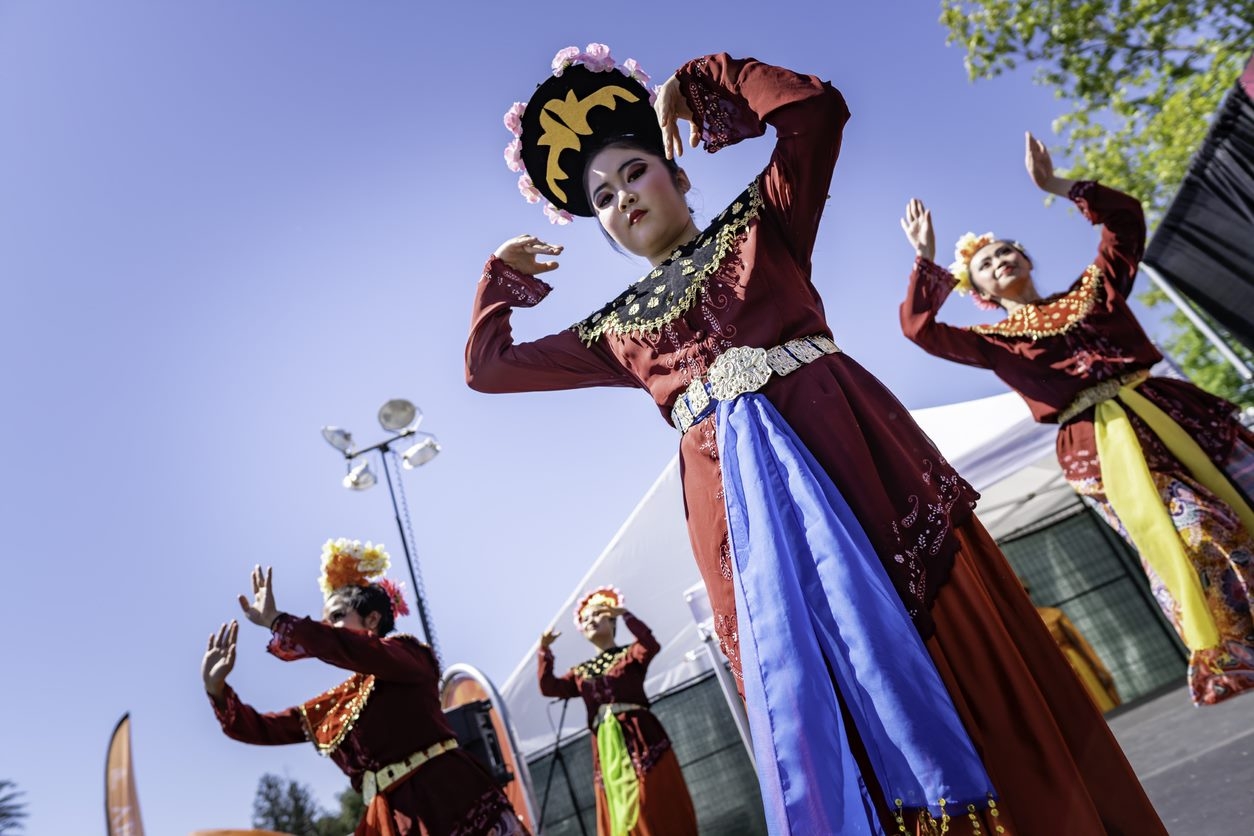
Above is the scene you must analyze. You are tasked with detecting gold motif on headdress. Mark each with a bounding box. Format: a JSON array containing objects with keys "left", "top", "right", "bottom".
[{"left": 538, "top": 85, "right": 640, "bottom": 203}]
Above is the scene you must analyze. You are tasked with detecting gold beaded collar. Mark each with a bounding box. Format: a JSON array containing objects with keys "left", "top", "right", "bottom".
[
  {"left": 572, "top": 646, "right": 632, "bottom": 679},
  {"left": 572, "top": 180, "right": 763, "bottom": 345},
  {"left": 300, "top": 673, "right": 375, "bottom": 755},
  {"left": 966, "top": 265, "right": 1102, "bottom": 339}
]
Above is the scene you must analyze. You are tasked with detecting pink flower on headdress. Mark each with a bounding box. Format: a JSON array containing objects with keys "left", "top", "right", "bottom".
[
  {"left": 582, "top": 43, "right": 614, "bottom": 72},
  {"left": 972, "top": 294, "right": 1001, "bottom": 311},
  {"left": 504, "top": 138, "right": 523, "bottom": 173},
  {"left": 518, "top": 174, "right": 542, "bottom": 204},
  {"left": 377, "top": 578, "right": 411, "bottom": 618},
  {"left": 552, "top": 46, "right": 581, "bottom": 76},
  {"left": 544, "top": 203, "right": 573, "bottom": 225},
  {"left": 503, "top": 102, "right": 526, "bottom": 137},
  {"left": 648, "top": 84, "right": 659, "bottom": 106},
  {"left": 619, "top": 58, "right": 650, "bottom": 86}
]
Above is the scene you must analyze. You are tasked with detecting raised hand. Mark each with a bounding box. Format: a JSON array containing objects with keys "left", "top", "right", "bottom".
[
  {"left": 900, "top": 198, "right": 936, "bottom": 263},
  {"left": 600, "top": 605, "right": 629, "bottom": 618},
  {"left": 1025, "top": 132, "right": 1074, "bottom": 196},
  {"left": 539, "top": 628, "right": 561, "bottom": 649},
  {"left": 653, "top": 75, "right": 700, "bottom": 160},
  {"left": 202, "top": 620, "right": 238, "bottom": 698},
  {"left": 238, "top": 565, "right": 278, "bottom": 629},
  {"left": 494, "top": 235, "right": 563, "bottom": 275}
]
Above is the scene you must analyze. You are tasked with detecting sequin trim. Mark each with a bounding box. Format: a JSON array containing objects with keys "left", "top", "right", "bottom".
[
  {"left": 298, "top": 673, "right": 376, "bottom": 756},
  {"left": 967, "top": 265, "right": 1102, "bottom": 339},
  {"left": 572, "top": 645, "right": 632, "bottom": 679},
  {"left": 571, "top": 181, "right": 762, "bottom": 345}
]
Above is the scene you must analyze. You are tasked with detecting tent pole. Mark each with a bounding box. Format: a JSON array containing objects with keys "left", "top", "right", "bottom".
[{"left": 1140, "top": 262, "right": 1254, "bottom": 381}]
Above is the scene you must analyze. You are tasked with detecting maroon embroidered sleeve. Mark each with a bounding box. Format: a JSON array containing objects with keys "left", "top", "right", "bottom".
[
  {"left": 676, "top": 53, "right": 850, "bottom": 262},
  {"left": 1069, "top": 180, "right": 1146, "bottom": 298},
  {"left": 266, "top": 614, "right": 439, "bottom": 685},
  {"left": 900, "top": 257, "right": 995, "bottom": 369},
  {"left": 623, "top": 613, "right": 660, "bottom": 665},
  {"left": 537, "top": 647, "right": 580, "bottom": 699},
  {"left": 466, "top": 255, "right": 639, "bottom": 394},
  {"left": 209, "top": 684, "right": 306, "bottom": 746}
]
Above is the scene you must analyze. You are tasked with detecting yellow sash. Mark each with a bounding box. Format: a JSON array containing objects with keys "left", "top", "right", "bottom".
[
  {"left": 596, "top": 711, "right": 640, "bottom": 836},
  {"left": 1093, "top": 385, "right": 1254, "bottom": 650}
]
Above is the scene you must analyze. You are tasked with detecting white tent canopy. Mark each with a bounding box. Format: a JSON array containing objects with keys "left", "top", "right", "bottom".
[{"left": 499, "top": 390, "right": 1073, "bottom": 756}]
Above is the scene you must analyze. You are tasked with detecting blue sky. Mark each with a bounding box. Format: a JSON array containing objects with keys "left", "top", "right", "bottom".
[{"left": 0, "top": 1, "right": 1182, "bottom": 832}]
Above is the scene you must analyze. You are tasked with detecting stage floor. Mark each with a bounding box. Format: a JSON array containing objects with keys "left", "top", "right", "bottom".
[{"left": 1109, "top": 685, "right": 1254, "bottom": 835}]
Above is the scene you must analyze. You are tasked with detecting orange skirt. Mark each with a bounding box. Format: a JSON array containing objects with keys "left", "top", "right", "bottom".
[{"left": 879, "top": 518, "right": 1166, "bottom": 835}]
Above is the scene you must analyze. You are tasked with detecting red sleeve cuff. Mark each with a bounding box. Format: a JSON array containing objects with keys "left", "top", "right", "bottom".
[
  {"left": 916, "top": 256, "right": 956, "bottom": 289},
  {"left": 484, "top": 256, "right": 553, "bottom": 307},
  {"left": 1068, "top": 180, "right": 1098, "bottom": 221},
  {"left": 676, "top": 56, "right": 755, "bottom": 153},
  {"left": 266, "top": 613, "right": 309, "bottom": 662}
]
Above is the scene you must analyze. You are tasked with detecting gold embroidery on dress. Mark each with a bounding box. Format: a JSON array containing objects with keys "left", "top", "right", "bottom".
[
  {"left": 572, "top": 646, "right": 632, "bottom": 679},
  {"left": 967, "top": 265, "right": 1102, "bottom": 339},
  {"left": 299, "top": 673, "right": 376, "bottom": 755},
  {"left": 572, "top": 180, "right": 763, "bottom": 345}
]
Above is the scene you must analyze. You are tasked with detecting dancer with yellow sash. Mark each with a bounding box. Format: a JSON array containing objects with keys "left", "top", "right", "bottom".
[
  {"left": 537, "top": 587, "right": 696, "bottom": 836},
  {"left": 900, "top": 133, "right": 1254, "bottom": 705}
]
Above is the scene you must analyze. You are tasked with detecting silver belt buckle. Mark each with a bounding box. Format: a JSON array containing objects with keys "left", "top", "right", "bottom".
[
  {"left": 707, "top": 346, "right": 772, "bottom": 401},
  {"left": 362, "top": 769, "right": 378, "bottom": 805}
]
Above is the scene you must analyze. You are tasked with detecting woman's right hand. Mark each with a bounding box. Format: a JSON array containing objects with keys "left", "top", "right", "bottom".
[
  {"left": 494, "top": 235, "right": 563, "bottom": 275},
  {"left": 539, "top": 628, "right": 561, "bottom": 650},
  {"left": 202, "top": 620, "right": 238, "bottom": 699},
  {"left": 900, "top": 198, "right": 936, "bottom": 263}
]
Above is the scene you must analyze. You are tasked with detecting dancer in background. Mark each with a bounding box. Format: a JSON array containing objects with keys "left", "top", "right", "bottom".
[
  {"left": 467, "top": 44, "right": 1164, "bottom": 834},
  {"left": 537, "top": 586, "right": 697, "bottom": 836},
  {"left": 203, "top": 539, "right": 527, "bottom": 836},
  {"left": 901, "top": 133, "right": 1254, "bottom": 706},
  {"left": 1022, "top": 581, "right": 1121, "bottom": 712}
]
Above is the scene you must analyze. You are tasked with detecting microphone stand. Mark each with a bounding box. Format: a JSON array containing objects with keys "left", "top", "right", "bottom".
[{"left": 537, "top": 697, "right": 590, "bottom": 835}]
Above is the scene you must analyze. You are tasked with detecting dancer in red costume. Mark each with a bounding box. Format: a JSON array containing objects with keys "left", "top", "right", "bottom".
[
  {"left": 467, "top": 44, "right": 1165, "bottom": 834},
  {"left": 901, "top": 134, "right": 1254, "bottom": 706},
  {"left": 537, "top": 586, "right": 697, "bottom": 836},
  {"left": 203, "top": 540, "right": 528, "bottom": 836}
]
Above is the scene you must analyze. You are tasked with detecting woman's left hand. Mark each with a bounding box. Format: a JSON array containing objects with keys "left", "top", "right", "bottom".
[
  {"left": 238, "top": 565, "right": 279, "bottom": 629},
  {"left": 654, "top": 75, "right": 699, "bottom": 160},
  {"left": 1025, "top": 132, "right": 1073, "bottom": 196},
  {"left": 601, "top": 605, "right": 629, "bottom": 618}
]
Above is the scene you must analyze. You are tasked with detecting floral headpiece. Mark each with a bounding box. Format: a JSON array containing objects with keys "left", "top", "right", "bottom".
[
  {"left": 318, "top": 537, "right": 391, "bottom": 596},
  {"left": 573, "top": 585, "right": 624, "bottom": 628},
  {"left": 504, "top": 43, "right": 659, "bottom": 223},
  {"left": 949, "top": 231, "right": 1002, "bottom": 311},
  {"left": 377, "top": 577, "right": 411, "bottom": 618}
]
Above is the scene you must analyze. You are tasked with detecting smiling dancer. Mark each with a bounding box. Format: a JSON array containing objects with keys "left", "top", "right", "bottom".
[{"left": 901, "top": 133, "right": 1254, "bottom": 706}]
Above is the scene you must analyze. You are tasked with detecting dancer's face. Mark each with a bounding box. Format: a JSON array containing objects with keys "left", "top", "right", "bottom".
[
  {"left": 969, "top": 241, "right": 1035, "bottom": 305},
  {"left": 586, "top": 144, "right": 693, "bottom": 265},
  {"left": 323, "top": 591, "right": 381, "bottom": 635},
  {"left": 579, "top": 607, "right": 616, "bottom": 642}
]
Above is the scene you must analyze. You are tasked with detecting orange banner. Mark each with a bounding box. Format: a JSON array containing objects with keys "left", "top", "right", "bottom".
[{"left": 105, "top": 713, "right": 146, "bottom": 836}]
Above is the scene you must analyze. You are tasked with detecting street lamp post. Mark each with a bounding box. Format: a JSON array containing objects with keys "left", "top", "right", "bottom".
[{"left": 321, "top": 399, "right": 442, "bottom": 659}]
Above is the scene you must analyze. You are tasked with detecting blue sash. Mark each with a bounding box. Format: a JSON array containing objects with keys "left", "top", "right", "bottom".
[{"left": 717, "top": 394, "right": 993, "bottom": 835}]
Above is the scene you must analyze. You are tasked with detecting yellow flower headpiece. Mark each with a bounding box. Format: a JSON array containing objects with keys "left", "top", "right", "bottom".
[
  {"left": 574, "top": 585, "right": 624, "bottom": 628},
  {"left": 318, "top": 537, "right": 391, "bottom": 598},
  {"left": 948, "top": 231, "right": 996, "bottom": 296}
]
